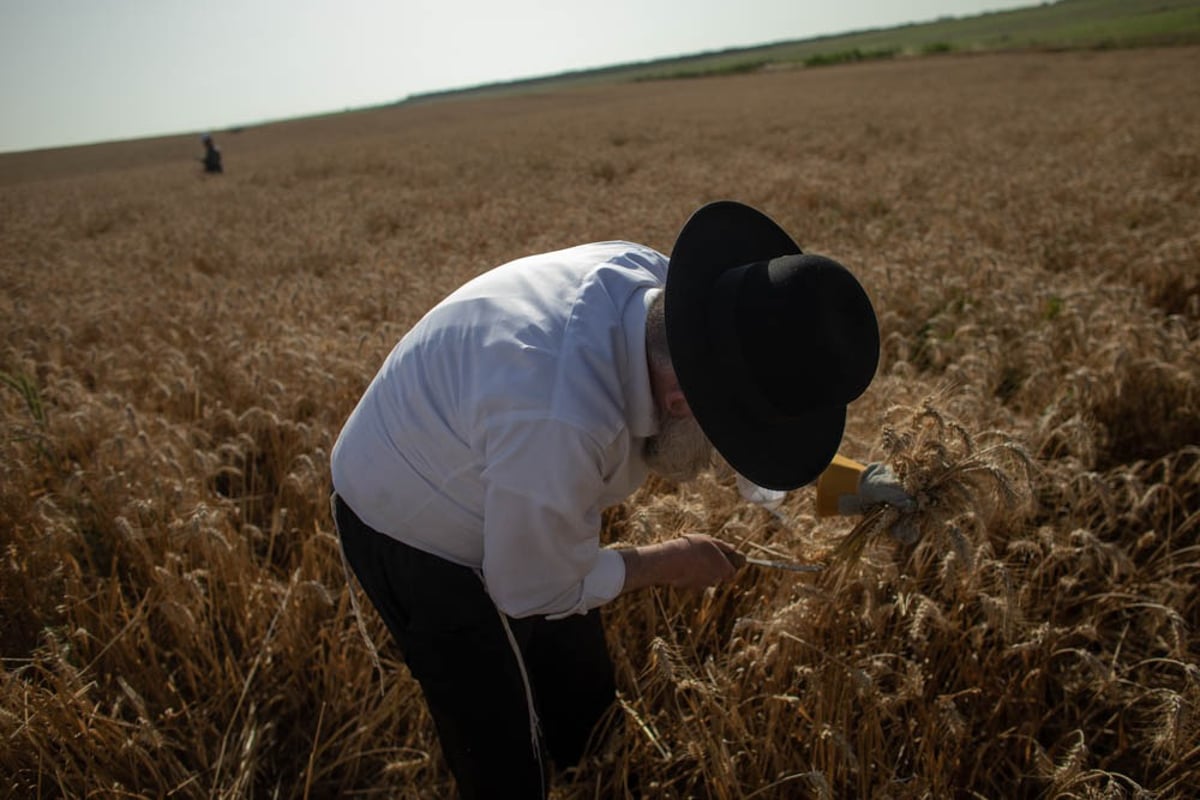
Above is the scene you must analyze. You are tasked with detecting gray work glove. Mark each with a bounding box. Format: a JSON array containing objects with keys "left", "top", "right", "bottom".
[{"left": 837, "top": 463, "right": 920, "bottom": 543}]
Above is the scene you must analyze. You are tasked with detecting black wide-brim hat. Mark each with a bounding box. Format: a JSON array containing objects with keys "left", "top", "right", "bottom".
[{"left": 665, "top": 201, "right": 880, "bottom": 490}]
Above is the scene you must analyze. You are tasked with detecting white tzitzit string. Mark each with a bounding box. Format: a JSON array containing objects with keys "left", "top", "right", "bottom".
[
  {"left": 330, "top": 494, "right": 386, "bottom": 698},
  {"left": 477, "top": 570, "right": 546, "bottom": 798}
]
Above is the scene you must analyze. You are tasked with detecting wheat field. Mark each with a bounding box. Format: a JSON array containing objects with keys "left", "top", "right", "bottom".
[{"left": 1, "top": 46, "right": 1198, "bottom": 799}]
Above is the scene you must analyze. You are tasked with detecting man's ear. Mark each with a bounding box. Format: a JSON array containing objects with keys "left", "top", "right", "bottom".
[
  {"left": 649, "top": 359, "right": 694, "bottom": 419},
  {"left": 663, "top": 383, "right": 692, "bottom": 419}
]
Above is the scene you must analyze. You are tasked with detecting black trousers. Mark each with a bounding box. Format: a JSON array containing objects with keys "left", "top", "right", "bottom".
[{"left": 333, "top": 495, "right": 616, "bottom": 799}]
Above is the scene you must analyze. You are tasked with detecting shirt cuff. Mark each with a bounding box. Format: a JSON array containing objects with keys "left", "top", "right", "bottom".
[
  {"left": 545, "top": 547, "right": 626, "bottom": 619},
  {"left": 585, "top": 547, "right": 627, "bottom": 602}
]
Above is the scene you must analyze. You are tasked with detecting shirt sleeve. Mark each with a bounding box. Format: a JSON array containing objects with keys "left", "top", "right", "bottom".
[{"left": 479, "top": 416, "right": 627, "bottom": 619}]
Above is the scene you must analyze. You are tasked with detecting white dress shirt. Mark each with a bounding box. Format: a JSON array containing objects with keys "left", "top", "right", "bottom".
[{"left": 331, "top": 242, "right": 668, "bottom": 618}]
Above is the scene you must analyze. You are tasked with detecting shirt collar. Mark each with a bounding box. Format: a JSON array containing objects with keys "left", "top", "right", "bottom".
[{"left": 624, "top": 287, "right": 660, "bottom": 439}]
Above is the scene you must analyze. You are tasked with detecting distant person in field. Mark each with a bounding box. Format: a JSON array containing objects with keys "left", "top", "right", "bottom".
[
  {"left": 329, "top": 200, "right": 915, "bottom": 798},
  {"left": 200, "top": 133, "right": 223, "bottom": 174}
]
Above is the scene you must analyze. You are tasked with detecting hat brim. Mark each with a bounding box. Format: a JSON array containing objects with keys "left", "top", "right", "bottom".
[{"left": 665, "top": 201, "right": 846, "bottom": 490}]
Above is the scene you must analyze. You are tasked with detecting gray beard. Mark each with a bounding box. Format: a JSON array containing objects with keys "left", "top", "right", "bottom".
[{"left": 643, "top": 414, "right": 713, "bottom": 483}]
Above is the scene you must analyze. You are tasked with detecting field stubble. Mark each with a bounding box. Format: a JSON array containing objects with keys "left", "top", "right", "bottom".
[{"left": 1, "top": 47, "right": 1198, "bottom": 798}]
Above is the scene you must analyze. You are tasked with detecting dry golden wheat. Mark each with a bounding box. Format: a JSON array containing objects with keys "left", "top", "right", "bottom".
[{"left": 2, "top": 45, "right": 1199, "bottom": 799}]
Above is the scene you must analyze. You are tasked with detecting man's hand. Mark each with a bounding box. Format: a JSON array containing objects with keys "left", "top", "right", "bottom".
[
  {"left": 836, "top": 462, "right": 917, "bottom": 515},
  {"left": 836, "top": 462, "right": 921, "bottom": 543},
  {"left": 619, "top": 534, "right": 745, "bottom": 594}
]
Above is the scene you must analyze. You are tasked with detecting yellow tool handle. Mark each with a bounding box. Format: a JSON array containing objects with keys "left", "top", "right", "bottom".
[{"left": 815, "top": 453, "right": 867, "bottom": 518}]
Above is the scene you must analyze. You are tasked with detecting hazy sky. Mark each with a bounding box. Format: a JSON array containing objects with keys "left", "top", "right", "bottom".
[{"left": 1, "top": 0, "right": 1036, "bottom": 154}]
